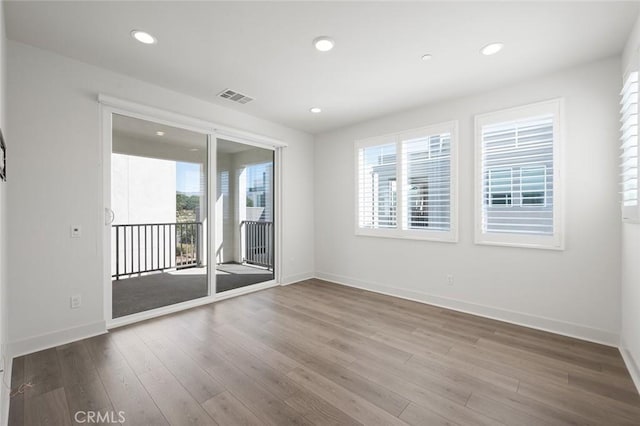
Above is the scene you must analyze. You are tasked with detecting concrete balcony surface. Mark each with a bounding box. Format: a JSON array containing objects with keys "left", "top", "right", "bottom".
[{"left": 112, "top": 263, "right": 274, "bottom": 318}]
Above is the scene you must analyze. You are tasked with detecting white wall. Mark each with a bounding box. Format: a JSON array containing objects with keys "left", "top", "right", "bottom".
[
  {"left": 315, "top": 57, "right": 622, "bottom": 345},
  {"left": 0, "top": 0, "right": 8, "bottom": 423},
  {"left": 110, "top": 154, "right": 177, "bottom": 276},
  {"left": 216, "top": 152, "right": 235, "bottom": 264},
  {"left": 6, "top": 40, "right": 315, "bottom": 354},
  {"left": 111, "top": 154, "right": 176, "bottom": 225},
  {"left": 620, "top": 14, "right": 640, "bottom": 389}
]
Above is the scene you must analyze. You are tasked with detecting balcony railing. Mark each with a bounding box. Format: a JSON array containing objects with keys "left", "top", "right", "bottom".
[
  {"left": 112, "top": 222, "right": 202, "bottom": 280},
  {"left": 113, "top": 220, "right": 273, "bottom": 279},
  {"left": 242, "top": 220, "right": 273, "bottom": 270}
]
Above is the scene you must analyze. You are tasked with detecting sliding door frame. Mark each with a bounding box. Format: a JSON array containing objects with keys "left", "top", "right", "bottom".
[{"left": 99, "top": 95, "right": 286, "bottom": 328}]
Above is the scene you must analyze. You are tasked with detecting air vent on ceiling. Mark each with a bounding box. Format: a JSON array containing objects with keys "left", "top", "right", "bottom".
[{"left": 218, "top": 89, "right": 254, "bottom": 104}]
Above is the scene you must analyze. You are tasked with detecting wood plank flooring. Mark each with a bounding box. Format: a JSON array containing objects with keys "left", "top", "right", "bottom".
[{"left": 9, "top": 279, "right": 640, "bottom": 425}]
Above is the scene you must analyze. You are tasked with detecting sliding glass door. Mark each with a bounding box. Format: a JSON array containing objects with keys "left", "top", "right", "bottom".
[
  {"left": 104, "top": 108, "right": 280, "bottom": 322},
  {"left": 215, "top": 138, "right": 275, "bottom": 293},
  {"left": 110, "top": 114, "right": 209, "bottom": 318}
]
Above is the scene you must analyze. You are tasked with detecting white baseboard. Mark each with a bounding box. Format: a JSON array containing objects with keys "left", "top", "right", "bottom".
[
  {"left": 620, "top": 336, "right": 640, "bottom": 394},
  {"left": 315, "top": 271, "right": 619, "bottom": 347},
  {"left": 5, "top": 278, "right": 286, "bottom": 361},
  {"left": 7, "top": 321, "right": 107, "bottom": 360},
  {"left": 281, "top": 272, "right": 315, "bottom": 286}
]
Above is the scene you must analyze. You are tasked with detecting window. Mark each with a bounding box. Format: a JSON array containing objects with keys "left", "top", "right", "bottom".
[
  {"left": 357, "top": 142, "right": 397, "bottom": 229},
  {"left": 520, "top": 166, "right": 547, "bottom": 206},
  {"left": 620, "top": 71, "right": 639, "bottom": 221},
  {"left": 246, "top": 162, "right": 273, "bottom": 221},
  {"left": 356, "top": 122, "right": 457, "bottom": 242},
  {"left": 475, "top": 100, "right": 562, "bottom": 249},
  {"left": 486, "top": 168, "right": 513, "bottom": 206}
]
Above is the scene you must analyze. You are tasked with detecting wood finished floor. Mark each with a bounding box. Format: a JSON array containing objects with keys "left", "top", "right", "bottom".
[{"left": 9, "top": 279, "right": 640, "bottom": 425}]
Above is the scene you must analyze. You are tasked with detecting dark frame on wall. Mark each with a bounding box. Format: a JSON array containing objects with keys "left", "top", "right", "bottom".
[{"left": 0, "top": 129, "right": 5, "bottom": 181}]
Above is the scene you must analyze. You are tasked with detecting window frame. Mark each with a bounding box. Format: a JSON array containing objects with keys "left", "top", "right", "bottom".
[
  {"left": 354, "top": 121, "right": 458, "bottom": 243},
  {"left": 486, "top": 167, "right": 514, "bottom": 207},
  {"left": 620, "top": 69, "right": 639, "bottom": 222},
  {"left": 474, "top": 99, "right": 564, "bottom": 250}
]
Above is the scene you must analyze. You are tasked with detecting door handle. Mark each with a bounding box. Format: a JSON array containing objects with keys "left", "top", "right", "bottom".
[{"left": 105, "top": 208, "right": 115, "bottom": 225}]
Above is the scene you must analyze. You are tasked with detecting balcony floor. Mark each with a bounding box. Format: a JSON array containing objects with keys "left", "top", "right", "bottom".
[{"left": 112, "top": 263, "right": 273, "bottom": 318}]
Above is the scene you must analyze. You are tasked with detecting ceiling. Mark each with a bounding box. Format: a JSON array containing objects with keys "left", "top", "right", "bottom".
[
  {"left": 113, "top": 113, "right": 207, "bottom": 150},
  {"left": 113, "top": 113, "right": 256, "bottom": 154},
  {"left": 6, "top": 1, "right": 639, "bottom": 134}
]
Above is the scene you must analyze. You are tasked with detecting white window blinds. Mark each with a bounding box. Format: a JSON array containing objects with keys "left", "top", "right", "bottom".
[
  {"left": 401, "top": 133, "right": 451, "bottom": 231},
  {"left": 475, "top": 99, "right": 563, "bottom": 250},
  {"left": 620, "top": 71, "right": 638, "bottom": 220},
  {"left": 480, "top": 115, "right": 554, "bottom": 235},
  {"left": 356, "top": 122, "right": 457, "bottom": 242},
  {"left": 357, "top": 143, "right": 397, "bottom": 229}
]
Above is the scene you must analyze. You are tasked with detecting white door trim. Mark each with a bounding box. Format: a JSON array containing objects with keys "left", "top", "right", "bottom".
[
  {"left": 98, "top": 94, "right": 288, "bottom": 148},
  {"left": 208, "top": 134, "right": 216, "bottom": 296}
]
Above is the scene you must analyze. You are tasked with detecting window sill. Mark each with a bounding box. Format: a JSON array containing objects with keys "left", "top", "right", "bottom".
[
  {"left": 474, "top": 233, "right": 564, "bottom": 251},
  {"left": 355, "top": 227, "right": 458, "bottom": 243}
]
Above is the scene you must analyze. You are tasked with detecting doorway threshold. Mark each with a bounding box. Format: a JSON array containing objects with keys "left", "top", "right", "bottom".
[{"left": 107, "top": 279, "right": 279, "bottom": 329}]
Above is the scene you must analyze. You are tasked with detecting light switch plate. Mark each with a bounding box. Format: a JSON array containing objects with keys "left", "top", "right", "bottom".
[{"left": 70, "top": 294, "right": 81, "bottom": 309}]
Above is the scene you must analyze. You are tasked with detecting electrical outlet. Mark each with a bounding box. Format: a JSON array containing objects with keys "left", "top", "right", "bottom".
[
  {"left": 70, "top": 294, "right": 82, "bottom": 309},
  {"left": 446, "top": 274, "right": 454, "bottom": 286}
]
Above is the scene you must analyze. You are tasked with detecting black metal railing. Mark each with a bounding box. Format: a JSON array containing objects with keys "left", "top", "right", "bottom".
[
  {"left": 112, "top": 222, "right": 202, "bottom": 280},
  {"left": 241, "top": 221, "right": 273, "bottom": 269}
]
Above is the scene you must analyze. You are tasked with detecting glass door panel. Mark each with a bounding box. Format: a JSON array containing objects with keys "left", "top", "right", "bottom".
[
  {"left": 215, "top": 138, "right": 275, "bottom": 293},
  {"left": 111, "top": 114, "right": 209, "bottom": 318}
]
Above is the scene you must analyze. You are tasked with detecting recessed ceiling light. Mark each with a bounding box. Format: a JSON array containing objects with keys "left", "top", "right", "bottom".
[
  {"left": 313, "top": 36, "right": 334, "bottom": 52},
  {"left": 421, "top": 54, "right": 433, "bottom": 61},
  {"left": 481, "top": 42, "right": 504, "bottom": 56},
  {"left": 131, "top": 30, "right": 157, "bottom": 45},
  {"left": 155, "top": 131, "right": 165, "bottom": 136},
  {"left": 189, "top": 148, "right": 200, "bottom": 152},
  {"left": 310, "top": 107, "right": 322, "bottom": 113}
]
